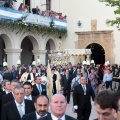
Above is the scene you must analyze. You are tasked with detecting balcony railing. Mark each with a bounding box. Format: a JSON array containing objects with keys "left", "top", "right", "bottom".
[{"left": 0, "top": 6, "right": 67, "bottom": 29}]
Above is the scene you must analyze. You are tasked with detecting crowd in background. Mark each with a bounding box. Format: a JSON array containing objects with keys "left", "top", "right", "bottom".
[{"left": 0, "top": 62, "right": 120, "bottom": 120}]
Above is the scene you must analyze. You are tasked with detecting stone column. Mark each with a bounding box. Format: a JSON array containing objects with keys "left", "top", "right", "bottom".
[
  {"left": 4, "top": 49, "right": 22, "bottom": 68},
  {"left": 32, "top": 50, "right": 47, "bottom": 65}
]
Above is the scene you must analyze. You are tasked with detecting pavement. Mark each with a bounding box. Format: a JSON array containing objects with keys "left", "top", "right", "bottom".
[{"left": 65, "top": 96, "right": 97, "bottom": 120}]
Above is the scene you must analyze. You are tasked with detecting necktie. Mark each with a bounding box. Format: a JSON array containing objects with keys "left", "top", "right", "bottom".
[
  {"left": 58, "top": 119, "right": 62, "bottom": 120},
  {"left": 38, "top": 85, "right": 41, "bottom": 94},
  {"left": 18, "top": 104, "right": 24, "bottom": 118},
  {"left": 83, "top": 85, "right": 86, "bottom": 94}
]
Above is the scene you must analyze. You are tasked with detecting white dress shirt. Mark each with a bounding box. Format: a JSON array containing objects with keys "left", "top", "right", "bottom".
[
  {"left": 51, "top": 113, "right": 65, "bottom": 120},
  {"left": 24, "top": 95, "right": 32, "bottom": 100},
  {"left": 15, "top": 100, "right": 25, "bottom": 115}
]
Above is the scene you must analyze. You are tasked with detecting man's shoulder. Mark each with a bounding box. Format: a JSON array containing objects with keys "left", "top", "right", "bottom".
[
  {"left": 3, "top": 92, "right": 12, "bottom": 97},
  {"left": 3, "top": 100, "right": 15, "bottom": 107},
  {"left": 25, "top": 99, "right": 34, "bottom": 104},
  {"left": 22, "top": 111, "right": 36, "bottom": 119},
  {"left": 65, "top": 115, "right": 77, "bottom": 120}
]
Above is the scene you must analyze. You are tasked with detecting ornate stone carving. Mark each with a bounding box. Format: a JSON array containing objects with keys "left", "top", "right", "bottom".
[
  {"left": 75, "top": 30, "right": 114, "bottom": 64},
  {"left": 91, "top": 19, "right": 97, "bottom": 31}
]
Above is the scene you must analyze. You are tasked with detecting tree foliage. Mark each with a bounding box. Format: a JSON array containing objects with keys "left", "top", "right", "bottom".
[{"left": 100, "top": 0, "right": 120, "bottom": 30}]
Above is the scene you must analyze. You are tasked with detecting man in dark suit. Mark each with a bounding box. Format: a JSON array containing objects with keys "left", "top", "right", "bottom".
[
  {"left": 22, "top": 95, "right": 49, "bottom": 120},
  {"left": 71, "top": 66, "right": 77, "bottom": 79},
  {"left": 3, "top": 68, "right": 13, "bottom": 82},
  {"left": 1, "top": 85, "right": 35, "bottom": 120},
  {"left": 32, "top": 76, "right": 47, "bottom": 96},
  {"left": 2, "top": 79, "right": 19, "bottom": 105},
  {"left": 37, "top": 94, "right": 77, "bottom": 120},
  {"left": 51, "top": 68, "right": 57, "bottom": 94},
  {"left": 0, "top": 80, "right": 11, "bottom": 120},
  {"left": 23, "top": 82, "right": 36, "bottom": 102},
  {"left": 73, "top": 76, "right": 95, "bottom": 120},
  {"left": 61, "top": 69, "right": 72, "bottom": 103}
]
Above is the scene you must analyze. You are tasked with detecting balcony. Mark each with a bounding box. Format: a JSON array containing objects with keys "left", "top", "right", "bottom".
[{"left": 0, "top": 6, "right": 67, "bottom": 37}]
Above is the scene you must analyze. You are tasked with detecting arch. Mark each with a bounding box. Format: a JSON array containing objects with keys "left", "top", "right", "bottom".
[
  {"left": 45, "top": 36, "right": 57, "bottom": 50},
  {"left": 76, "top": 30, "right": 114, "bottom": 63},
  {"left": 19, "top": 33, "right": 40, "bottom": 50},
  {"left": 20, "top": 37, "right": 34, "bottom": 64},
  {"left": 86, "top": 43, "right": 105, "bottom": 64},
  {"left": 1, "top": 34, "right": 13, "bottom": 49},
  {"left": 46, "top": 39, "right": 56, "bottom": 50}
]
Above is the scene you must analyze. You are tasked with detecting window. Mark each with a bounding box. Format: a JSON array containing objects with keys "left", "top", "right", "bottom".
[{"left": 46, "top": 0, "right": 51, "bottom": 11}]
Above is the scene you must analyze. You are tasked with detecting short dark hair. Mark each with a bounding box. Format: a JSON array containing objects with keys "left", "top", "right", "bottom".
[
  {"left": 95, "top": 90, "right": 114, "bottom": 109},
  {"left": 34, "top": 95, "right": 49, "bottom": 103},
  {"left": 35, "top": 76, "right": 40, "bottom": 80},
  {"left": 112, "top": 90, "right": 120, "bottom": 111},
  {"left": 23, "top": 81, "right": 32, "bottom": 88}
]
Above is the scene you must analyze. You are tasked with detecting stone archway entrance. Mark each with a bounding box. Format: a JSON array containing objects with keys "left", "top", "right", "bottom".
[
  {"left": 86, "top": 43, "right": 105, "bottom": 64},
  {"left": 0, "top": 37, "right": 6, "bottom": 66},
  {"left": 75, "top": 30, "right": 115, "bottom": 64},
  {"left": 45, "top": 39, "right": 56, "bottom": 65},
  {"left": 21, "top": 37, "right": 34, "bottom": 65},
  {"left": 0, "top": 34, "right": 12, "bottom": 66}
]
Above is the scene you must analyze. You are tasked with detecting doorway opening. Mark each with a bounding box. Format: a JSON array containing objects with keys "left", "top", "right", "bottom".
[
  {"left": 21, "top": 37, "right": 34, "bottom": 65},
  {"left": 0, "top": 36, "right": 7, "bottom": 66},
  {"left": 86, "top": 43, "right": 105, "bottom": 64}
]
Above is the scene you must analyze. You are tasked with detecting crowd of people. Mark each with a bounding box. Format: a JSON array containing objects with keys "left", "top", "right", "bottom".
[
  {"left": 2, "top": 1, "right": 67, "bottom": 21},
  {"left": 18, "top": 4, "right": 67, "bottom": 20},
  {"left": 0, "top": 62, "right": 120, "bottom": 120}
]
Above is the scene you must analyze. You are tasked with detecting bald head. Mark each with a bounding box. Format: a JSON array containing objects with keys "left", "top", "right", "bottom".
[
  {"left": 50, "top": 94, "right": 67, "bottom": 118},
  {"left": 50, "top": 94, "right": 66, "bottom": 103}
]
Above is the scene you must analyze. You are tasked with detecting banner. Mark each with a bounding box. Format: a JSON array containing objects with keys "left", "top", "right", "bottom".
[{"left": 0, "top": 7, "right": 67, "bottom": 29}]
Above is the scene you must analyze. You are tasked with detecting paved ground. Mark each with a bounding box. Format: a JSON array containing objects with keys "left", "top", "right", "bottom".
[{"left": 65, "top": 96, "right": 97, "bottom": 120}]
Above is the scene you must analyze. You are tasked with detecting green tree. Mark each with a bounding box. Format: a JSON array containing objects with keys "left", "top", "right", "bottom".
[{"left": 100, "top": 0, "right": 120, "bottom": 30}]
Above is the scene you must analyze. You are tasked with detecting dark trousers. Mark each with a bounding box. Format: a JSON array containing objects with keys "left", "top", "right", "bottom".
[
  {"left": 63, "top": 89, "right": 70, "bottom": 103},
  {"left": 105, "top": 81, "right": 112, "bottom": 90},
  {"left": 77, "top": 108, "right": 91, "bottom": 120},
  {"left": 52, "top": 82, "right": 56, "bottom": 95}
]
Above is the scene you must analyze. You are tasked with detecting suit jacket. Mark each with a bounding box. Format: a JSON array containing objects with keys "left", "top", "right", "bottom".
[
  {"left": 72, "top": 69, "right": 77, "bottom": 79},
  {"left": 61, "top": 74, "right": 72, "bottom": 90},
  {"left": 37, "top": 113, "right": 77, "bottom": 120},
  {"left": 2, "top": 92, "right": 14, "bottom": 105},
  {"left": 0, "top": 91, "right": 6, "bottom": 120},
  {"left": 32, "top": 84, "right": 47, "bottom": 97},
  {"left": 73, "top": 84, "right": 95, "bottom": 110},
  {"left": 1, "top": 99, "right": 35, "bottom": 120},
  {"left": 22, "top": 111, "right": 36, "bottom": 120},
  {"left": 53, "top": 74, "right": 57, "bottom": 82},
  {"left": 22, "top": 112, "right": 50, "bottom": 120}
]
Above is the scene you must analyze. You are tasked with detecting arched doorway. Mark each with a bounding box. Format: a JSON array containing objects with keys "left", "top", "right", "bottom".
[
  {"left": 86, "top": 43, "right": 105, "bottom": 64},
  {"left": 21, "top": 37, "right": 34, "bottom": 65},
  {"left": 0, "top": 36, "right": 6, "bottom": 66},
  {"left": 45, "top": 39, "right": 56, "bottom": 65}
]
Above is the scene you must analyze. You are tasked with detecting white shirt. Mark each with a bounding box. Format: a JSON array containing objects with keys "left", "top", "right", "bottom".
[
  {"left": 15, "top": 100, "right": 25, "bottom": 115},
  {"left": 36, "top": 84, "right": 42, "bottom": 93},
  {"left": 36, "top": 112, "right": 47, "bottom": 119},
  {"left": 5, "top": 91, "right": 10, "bottom": 94},
  {"left": 41, "top": 76, "right": 47, "bottom": 85},
  {"left": 51, "top": 113, "right": 65, "bottom": 120},
  {"left": 24, "top": 95, "right": 32, "bottom": 100}
]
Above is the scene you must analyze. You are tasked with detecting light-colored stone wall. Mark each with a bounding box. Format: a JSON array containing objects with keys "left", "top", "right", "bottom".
[{"left": 50, "top": 0, "right": 120, "bottom": 64}]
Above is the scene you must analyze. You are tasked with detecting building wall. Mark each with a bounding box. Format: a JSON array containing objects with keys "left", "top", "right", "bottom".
[{"left": 50, "top": 0, "right": 120, "bottom": 64}]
